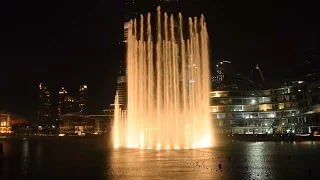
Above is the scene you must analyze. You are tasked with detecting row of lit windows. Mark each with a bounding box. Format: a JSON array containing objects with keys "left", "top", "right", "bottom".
[
  {"left": 211, "top": 88, "right": 302, "bottom": 98},
  {"left": 212, "top": 110, "right": 299, "bottom": 119},
  {"left": 215, "top": 117, "right": 305, "bottom": 128},
  {"left": 211, "top": 103, "right": 297, "bottom": 112},
  {"left": 211, "top": 96, "right": 298, "bottom": 105}
]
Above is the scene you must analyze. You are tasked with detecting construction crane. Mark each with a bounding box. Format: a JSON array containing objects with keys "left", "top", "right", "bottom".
[
  {"left": 255, "top": 64, "right": 265, "bottom": 83},
  {"left": 275, "top": 111, "right": 285, "bottom": 134}
]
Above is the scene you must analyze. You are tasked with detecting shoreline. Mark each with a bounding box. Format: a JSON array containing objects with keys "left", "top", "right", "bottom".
[
  {"left": 1, "top": 134, "right": 320, "bottom": 142},
  {"left": 217, "top": 134, "right": 320, "bottom": 142}
]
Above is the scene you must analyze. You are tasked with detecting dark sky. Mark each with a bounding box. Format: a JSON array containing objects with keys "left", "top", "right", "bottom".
[{"left": 0, "top": 0, "right": 318, "bottom": 120}]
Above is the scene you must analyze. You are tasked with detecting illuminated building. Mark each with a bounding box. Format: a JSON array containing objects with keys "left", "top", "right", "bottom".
[
  {"left": 38, "top": 83, "right": 52, "bottom": 125},
  {"left": 78, "top": 85, "right": 88, "bottom": 113},
  {"left": 0, "top": 112, "right": 11, "bottom": 133},
  {"left": 58, "top": 87, "right": 67, "bottom": 116},
  {"left": 0, "top": 111, "right": 28, "bottom": 134},
  {"left": 117, "top": 76, "right": 127, "bottom": 109},
  {"left": 212, "top": 60, "right": 232, "bottom": 83},
  {"left": 90, "top": 109, "right": 114, "bottom": 134},
  {"left": 116, "top": 23, "right": 129, "bottom": 109},
  {"left": 59, "top": 111, "right": 113, "bottom": 135},
  {"left": 305, "top": 80, "right": 320, "bottom": 131},
  {"left": 64, "top": 96, "right": 77, "bottom": 114},
  {"left": 59, "top": 113, "right": 94, "bottom": 134},
  {"left": 211, "top": 82, "right": 308, "bottom": 134}
]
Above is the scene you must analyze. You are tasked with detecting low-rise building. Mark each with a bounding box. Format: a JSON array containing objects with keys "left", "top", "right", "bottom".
[
  {"left": 59, "top": 113, "right": 94, "bottom": 135},
  {"left": 0, "top": 111, "right": 28, "bottom": 133},
  {"left": 211, "top": 82, "right": 308, "bottom": 134},
  {"left": 59, "top": 110, "right": 113, "bottom": 135}
]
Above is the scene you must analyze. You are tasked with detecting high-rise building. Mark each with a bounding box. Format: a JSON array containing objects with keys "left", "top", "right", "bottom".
[
  {"left": 64, "top": 96, "right": 77, "bottom": 114},
  {"left": 212, "top": 60, "right": 232, "bottom": 83},
  {"left": 117, "top": 76, "right": 127, "bottom": 109},
  {"left": 115, "top": 23, "right": 129, "bottom": 109},
  {"left": 58, "top": 87, "right": 67, "bottom": 116},
  {"left": 78, "top": 85, "right": 88, "bottom": 113},
  {"left": 38, "top": 83, "right": 52, "bottom": 125}
]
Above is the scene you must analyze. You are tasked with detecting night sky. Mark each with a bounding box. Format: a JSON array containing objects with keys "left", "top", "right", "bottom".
[{"left": 0, "top": 0, "right": 318, "bottom": 121}]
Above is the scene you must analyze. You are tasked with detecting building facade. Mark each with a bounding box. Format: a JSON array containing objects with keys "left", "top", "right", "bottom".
[
  {"left": 78, "top": 85, "right": 88, "bottom": 113},
  {"left": 211, "top": 82, "right": 308, "bottom": 134},
  {"left": 58, "top": 87, "right": 67, "bottom": 116},
  {"left": 59, "top": 111, "right": 113, "bottom": 135},
  {"left": 38, "top": 83, "right": 52, "bottom": 125},
  {"left": 304, "top": 80, "right": 320, "bottom": 131},
  {"left": 0, "top": 111, "right": 28, "bottom": 134},
  {"left": 59, "top": 114, "right": 94, "bottom": 134},
  {"left": 212, "top": 60, "right": 232, "bottom": 83}
]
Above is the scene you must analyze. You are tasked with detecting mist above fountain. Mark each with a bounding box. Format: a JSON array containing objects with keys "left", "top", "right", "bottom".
[{"left": 114, "top": 7, "right": 212, "bottom": 149}]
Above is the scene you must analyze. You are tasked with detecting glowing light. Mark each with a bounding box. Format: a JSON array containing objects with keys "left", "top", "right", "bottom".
[
  {"left": 140, "top": 131, "right": 144, "bottom": 148},
  {"left": 113, "top": 7, "right": 212, "bottom": 150}
]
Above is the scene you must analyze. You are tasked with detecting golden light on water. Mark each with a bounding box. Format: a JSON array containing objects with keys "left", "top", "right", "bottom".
[{"left": 113, "top": 7, "right": 212, "bottom": 149}]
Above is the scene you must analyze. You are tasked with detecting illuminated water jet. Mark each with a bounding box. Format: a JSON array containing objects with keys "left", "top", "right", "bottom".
[{"left": 114, "top": 7, "right": 212, "bottom": 149}]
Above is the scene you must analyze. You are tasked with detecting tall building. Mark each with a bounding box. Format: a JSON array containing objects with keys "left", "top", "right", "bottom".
[
  {"left": 38, "top": 83, "right": 52, "bottom": 125},
  {"left": 117, "top": 76, "right": 127, "bottom": 109},
  {"left": 64, "top": 96, "right": 77, "bottom": 114},
  {"left": 58, "top": 87, "right": 67, "bottom": 116},
  {"left": 78, "top": 85, "right": 88, "bottom": 114},
  {"left": 115, "top": 23, "right": 129, "bottom": 109},
  {"left": 121, "top": 0, "right": 200, "bottom": 109},
  {"left": 212, "top": 60, "right": 232, "bottom": 83}
]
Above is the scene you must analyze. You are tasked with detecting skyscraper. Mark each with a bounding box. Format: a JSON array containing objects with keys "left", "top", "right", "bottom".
[
  {"left": 58, "top": 87, "right": 67, "bottom": 116},
  {"left": 212, "top": 60, "right": 232, "bottom": 83},
  {"left": 117, "top": 76, "right": 127, "bottom": 109},
  {"left": 115, "top": 23, "right": 129, "bottom": 109},
  {"left": 64, "top": 96, "right": 77, "bottom": 113},
  {"left": 78, "top": 85, "right": 88, "bottom": 114},
  {"left": 38, "top": 83, "right": 52, "bottom": 125}
]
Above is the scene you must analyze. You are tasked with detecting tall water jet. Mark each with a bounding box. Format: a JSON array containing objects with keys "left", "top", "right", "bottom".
[{"left": 114, "top": 7, "right": 212, "bottom": 149}]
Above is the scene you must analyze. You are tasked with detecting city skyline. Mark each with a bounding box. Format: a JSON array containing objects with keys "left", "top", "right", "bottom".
[{"left": 0, "top": 0, "right": 318, "bottom": 121}]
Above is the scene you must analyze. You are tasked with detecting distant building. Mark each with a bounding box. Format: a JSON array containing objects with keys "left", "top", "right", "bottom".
[
  {"left": 38, "top": 83, "right": 52, "bottom": 125},
  {"left": 64, "top": 96, "right": 77, "bottom": 114},
  {"left": 90, "top": 110, "right": 114, "bottom": 134},
  {"left": 0, "top": 111, "right": 28, "bottom": 134},
  {"left": 293, "top": 51, "right": 318, "bottom": 83},
  {"left": 117, "top": 76, "right": 127, "bottom": 109},
  {"left": 0, "top": 112, "right": 11, "bottom": 133},
  {"left": 59, "top": 113, "right": 94, "bottom": 134},
  {"left": 78, "top": 85, "right": 88, "bottom": 114},
  {"left": 305, "top": 80, "right": 320, "bottom": 128},
  {"left": 59, "top": 111, "right": 113, "bottom": 135},
  {"left": 212, "top": 60, "right": 232, "bottom": 83},
  {"left": 58, "top": 87, "right": 67, "bottom": 116}
]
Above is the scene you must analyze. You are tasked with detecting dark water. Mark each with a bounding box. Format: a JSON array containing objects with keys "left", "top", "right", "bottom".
[{"left": 1, "top": 138, "right": 320, "bottom": 180}]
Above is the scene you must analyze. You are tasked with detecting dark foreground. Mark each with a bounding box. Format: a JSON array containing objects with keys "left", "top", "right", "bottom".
[{"left": 1, "top": 138, "right": 320, "bottom": 180}]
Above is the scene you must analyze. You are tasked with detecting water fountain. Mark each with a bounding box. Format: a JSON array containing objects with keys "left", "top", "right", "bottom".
[{"left": 114, "top": 7, "right": 212, "bottom": 149}]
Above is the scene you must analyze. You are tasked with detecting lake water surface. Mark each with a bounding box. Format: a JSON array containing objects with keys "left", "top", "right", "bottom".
[{"left": 1, "top": 138, "right": 320, "bottom": 180}]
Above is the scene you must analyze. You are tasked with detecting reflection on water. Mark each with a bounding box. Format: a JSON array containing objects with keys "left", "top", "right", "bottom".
[
  {"left": 21, "top": 139, "right": 29, "bottom": 176},
  {"left": 35, "top": 141, "right": 43, "bottom": 173},
  {"left": 245, "top": 142, "right": 272, "bottom": 179},
  {"left": 0, "top": 138, "right": 320, "bottom": 180}
]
